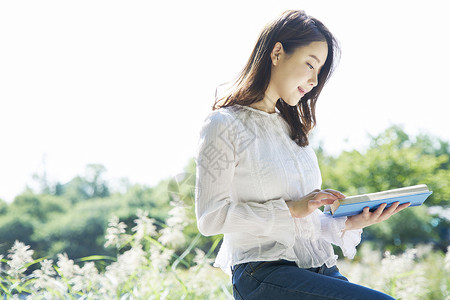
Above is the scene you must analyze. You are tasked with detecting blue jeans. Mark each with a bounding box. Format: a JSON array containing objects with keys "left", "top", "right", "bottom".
[{"left": 231, "top": 260, "right": 395, "bottom": 300}]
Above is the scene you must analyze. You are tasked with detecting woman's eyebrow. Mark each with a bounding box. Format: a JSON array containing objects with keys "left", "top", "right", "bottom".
[{"left": 308, "top": 55, "right": 321, "bottom": 64}]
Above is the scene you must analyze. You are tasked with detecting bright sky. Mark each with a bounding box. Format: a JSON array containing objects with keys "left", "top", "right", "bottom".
[{"left": 1, "top": 0, "right": 449, "bottom": 202}]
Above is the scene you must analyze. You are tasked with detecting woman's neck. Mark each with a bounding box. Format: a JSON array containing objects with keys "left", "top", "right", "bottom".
[{"left": 249, "top": 92, "right": 279, "bottom": 113}]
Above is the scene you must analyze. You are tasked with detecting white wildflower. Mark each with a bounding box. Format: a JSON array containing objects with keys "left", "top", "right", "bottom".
[
  {"left": 341, "top": 247, "right": 446, "bottom": 299},
  {"left": 165, "top": 203, "right": 190, "bottom": 228},
  {"left": 149, "top": 247, "right": 174, "bottom": 270},
  {"left": 72, "top": 262, "right": 100, "bottom": 292},
  {"left": 71, "top": 275, "right": 84, "bottom": 292},
  {"left": 105, "top": 245, "right": 147, "bottom": 286},
  {"left": 359, "top": 243, "right": 382, "bottom": 266},
  {"left": 81, "top": 261, "right": 101, "bottom": 292},
  {"left": 378, "top": 249, "right": 427, "bottom": 298},
  {"left": 158, "top": 202, "right": 190, "bottom": 248},
  {"left": 187, "top": 248, "right": 219, "bottom": 296},
  {"left": 97, "top": 275, "right": 117, "bottom": 299},
  {"left": 57, "top": 253, "right": 80, "bottom": 279},
  {"left": 32, "top": 259, "right": 65, "bottom": 292},
  {"left": 158, "top": 226, "right": 185, "bottom": 248},
  {"left": 41, "top": 259, "right": 56, "bottom": 276},
  {"left": 193, "top": 248, "right": 214, "bottom": 266},
  {"left": 166, "top": 207, "right": 188, "bottom": 227},
  {"left": 105, "top": 216, "right": 129, "bottom": 248},
  {"left": 188, "top": 263, "right": 222, "bottom": 296},
  {"left": 379, "top": 249, "right": 416, "bottom": 278},
  {"left": 7, "top": 240, "right": 34, "bottom": 277},
  {"left": 414, "top": 244, "right": 433, "bottom": 258},
  {"left": 344, "top": 262, "right": 365, "bottom": 284},
  {"left": 55, "top": 253, "right": 101, "bottom": 293},
  {"left": 81, "top": 261, "right": 99, "bottom": 278},
  {"left": 132, "top": 209, "right": 157, "bottom": 243}
]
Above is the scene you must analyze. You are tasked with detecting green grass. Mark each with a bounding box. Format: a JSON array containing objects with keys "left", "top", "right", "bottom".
[{"left": 0, "top": 207, "right": 448, "bottom": 299}]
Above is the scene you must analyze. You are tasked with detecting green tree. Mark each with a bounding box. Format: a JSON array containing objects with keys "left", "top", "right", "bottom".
[
  {"left": 0, "top": 198, "right": 7, "bottom": 215},
  {"left": 0, "top": 214, "right": 35, "bottom": 254},
  {"left": 9, "top": 193, "right": 70, "bottom": 223},
  {"left": 33, "top": 197, "right": 124, "bottom": 259},
  {"left": 60, "top": 164, "right": 110, "bottom": 203},
  {"left": 123, "top": 183, "right": 171, "bottom": 222},
  {"left": 318, "top": 125, "right": 450, "bottom": 252},
  {"left": 320, "top": 125, "right": 450, "bottom": 205}
]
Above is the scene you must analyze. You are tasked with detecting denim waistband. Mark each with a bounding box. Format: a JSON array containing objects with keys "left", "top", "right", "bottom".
[
  {"left": 231, "top": 259, "right": 337, "bottom": 274},
  {"left": 231, "top": 259, "right": 295, "bottom": 272}
]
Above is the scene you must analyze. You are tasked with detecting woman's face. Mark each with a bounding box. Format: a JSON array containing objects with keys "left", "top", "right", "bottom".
[{"left": 269, "top": 41, "right": 328, "bottom": 106}]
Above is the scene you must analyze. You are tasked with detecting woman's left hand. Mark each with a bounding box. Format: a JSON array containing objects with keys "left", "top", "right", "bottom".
[{"left": 344, "top": 201, "right": 411, "bottom": 231}]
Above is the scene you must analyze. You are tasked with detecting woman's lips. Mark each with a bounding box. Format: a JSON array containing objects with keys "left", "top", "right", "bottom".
[{"left": 298, "top": 87, "right": 306, "bottom": 96}]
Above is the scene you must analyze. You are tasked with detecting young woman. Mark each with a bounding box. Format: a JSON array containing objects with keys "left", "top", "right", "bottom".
[{"left": 195, "top": 10, "right": 410, "bottom": 299}]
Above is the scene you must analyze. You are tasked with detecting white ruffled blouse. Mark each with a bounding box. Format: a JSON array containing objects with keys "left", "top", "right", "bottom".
[{"left": 195, "top": 104, "right": 362, "bottom": 275}]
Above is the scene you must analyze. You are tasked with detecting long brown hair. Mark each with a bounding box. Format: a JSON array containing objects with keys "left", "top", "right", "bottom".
[{"left": 213, "top": 10, "right": 340, "bottom": 147}]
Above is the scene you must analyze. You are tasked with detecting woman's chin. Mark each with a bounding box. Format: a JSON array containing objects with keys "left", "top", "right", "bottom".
[{"left": 284, "top": 99, "right": 301, "bottom": 107}]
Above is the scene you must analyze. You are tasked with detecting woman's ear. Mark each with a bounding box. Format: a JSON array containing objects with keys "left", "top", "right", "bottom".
[{"left": 271, "top": 42, "right": 284, "bottom": 66}]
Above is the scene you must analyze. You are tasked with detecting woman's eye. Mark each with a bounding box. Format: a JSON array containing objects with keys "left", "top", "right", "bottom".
[{"left": 307, "top": 63, "right": 314, "bottom": 70}]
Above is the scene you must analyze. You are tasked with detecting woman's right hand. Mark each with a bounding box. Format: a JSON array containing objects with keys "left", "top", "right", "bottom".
[{"left": 285, "top": 189, "right": 344, "bottom": 218}]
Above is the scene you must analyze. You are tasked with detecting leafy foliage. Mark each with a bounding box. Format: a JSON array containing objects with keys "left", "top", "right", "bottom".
[
  {"left": 0, "top": 164, "right": 173, "bottom": 261},
  {"left": 319, "top": 125, "right": 450, "bottom": 252},
  {"left": 0, "top": 125, "right": 448, "bottom": 298},
  {"left": 0, "top": 207, "right": 232, "bottom": 299},
  {"left": 0, "top": 210, "right": 448, "bottom": 299}
]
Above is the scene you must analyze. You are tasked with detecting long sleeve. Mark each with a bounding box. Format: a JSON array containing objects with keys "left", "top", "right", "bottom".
[
  {"left": 319, "top": 208, "right": 362, "bottom": 258},
  {"left": 195, "top": 111, "right": 295, "bottom": 247}
]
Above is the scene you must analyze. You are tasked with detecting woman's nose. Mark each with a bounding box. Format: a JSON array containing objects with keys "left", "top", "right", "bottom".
[{"left": 308, "top": 72, "right": 319, "bottom": 87}]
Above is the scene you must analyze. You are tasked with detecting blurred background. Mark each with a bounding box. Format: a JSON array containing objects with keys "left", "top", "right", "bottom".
[
  {"left": 1, "top": 0, "right": 449, "bottom": 202},
  {"left": 0, "top": 0, "right": 449, "bottom": 298}
]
